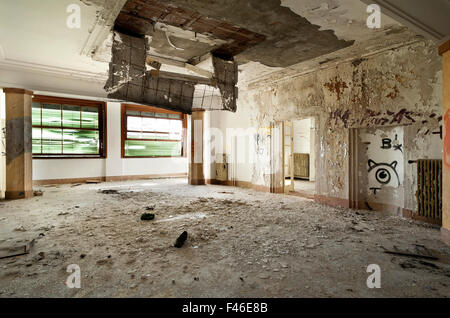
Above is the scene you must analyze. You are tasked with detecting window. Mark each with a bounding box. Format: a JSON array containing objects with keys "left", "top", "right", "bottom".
[
  {"left": 121, "top": 104, "right": 187, "bottom": 158},
  {"left": 32, "top": 96, "right": 106, "bottom": 158}
]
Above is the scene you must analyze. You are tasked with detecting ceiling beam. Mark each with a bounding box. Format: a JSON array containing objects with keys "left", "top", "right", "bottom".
[
  {"left": 150, "top": 70, "right": 216, "bottom": 86},
  {"left": 146, "top": 55, "right": 214, "bottom": 78},
  {"left": 189, "top": 53, "right": 213, "bottom": 66}
]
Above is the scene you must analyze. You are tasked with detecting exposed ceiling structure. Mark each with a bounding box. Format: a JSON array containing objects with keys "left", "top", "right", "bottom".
[
  {"left": 0, "top": 0, "right": 447, "bottom": 101},
  {"left": 114, "top": 0, "right": 354, "bottom": 68},
  {"left": 104, "top": 0, "right": 364, "bottom": 113}
]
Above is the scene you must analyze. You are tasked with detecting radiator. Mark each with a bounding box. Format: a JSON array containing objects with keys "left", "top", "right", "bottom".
[
  {"left": 294, "top": 153, "right": 309, "bottom": 179},
  {"left": 416, "top": 159, "right": 442, "bottom": 220}
]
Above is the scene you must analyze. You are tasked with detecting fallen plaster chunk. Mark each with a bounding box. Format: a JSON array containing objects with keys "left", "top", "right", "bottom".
[{"left": 156, "top": 213, "right": 207, "bottom": 223}]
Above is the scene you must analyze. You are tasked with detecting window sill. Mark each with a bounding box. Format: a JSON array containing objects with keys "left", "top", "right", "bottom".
[
  {"left": 33, "top": 156, "right": 105, "bottom": 160},
  {"left": 122, "top": 156, "right": 186, "bottom": 159}
]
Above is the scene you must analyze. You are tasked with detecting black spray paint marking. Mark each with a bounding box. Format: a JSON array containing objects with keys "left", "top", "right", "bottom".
[
  {"left": 381, "top": 138, "right": 392, "bottom": 149},
  {"left": 380, "top": 136, "right": 403, "bottom": 153},
  {"left": 368, "top": 160, "right": 400, "bottom": 187}
]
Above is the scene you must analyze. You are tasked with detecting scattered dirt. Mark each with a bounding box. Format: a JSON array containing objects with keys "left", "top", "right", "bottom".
[{"left": 0, "top": 178, "right": 449, "bottom": 298}]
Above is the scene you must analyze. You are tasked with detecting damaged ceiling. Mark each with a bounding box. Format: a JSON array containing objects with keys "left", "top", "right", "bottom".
[
  {"left": 114, "top": 0, "right": 354, "bottom": 68},
  {"left": 106, "top": 0, "right": 359, "bottom": 113}
]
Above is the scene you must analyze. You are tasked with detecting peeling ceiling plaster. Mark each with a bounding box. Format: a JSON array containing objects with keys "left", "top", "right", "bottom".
[
  {"left": 103, "top": 0, "right": 421, "bottom": 86},
  {"left": 115, "top": 0, "right": 354, "bottom": 68},
  {"left": 237, "top": 0, "right": 419, "bottom": 85},
  {"left": 0, "top": 0, "right": 437, "bottom": 96}
]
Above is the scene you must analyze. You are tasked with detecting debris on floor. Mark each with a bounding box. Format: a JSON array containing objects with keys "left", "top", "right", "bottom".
[
  {"left": 13, "top": 226, "right": 27, "bottom": 232},
  {"left": 98, "top": 189, "right": 119, "bottom": 195},
  {"left": 0, "top": 179, "right": 449, "bottom": 297},
  {"left": 174, "top": 231, "right": 188, "bottom": 248},
  {"left": 383, "top": 245, "right": 439, "bottom": 261},
  {"left": 33, "top": 190, "right": 43, "bottom": 197},
  {"left": 0, "top": 239, "right": 35, "bottom": 260},
  {"left": 141, "top": 213, "right": 155, "bottom": 221}
]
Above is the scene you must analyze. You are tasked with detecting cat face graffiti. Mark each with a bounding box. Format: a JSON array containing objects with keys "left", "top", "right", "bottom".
[{"left": 368, "top": 160, "right": 400, "bottom": 190}]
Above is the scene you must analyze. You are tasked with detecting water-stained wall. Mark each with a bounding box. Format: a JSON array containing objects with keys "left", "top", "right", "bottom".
[{"left": 208, "top": 39, "right": 443, "bottom": 210}]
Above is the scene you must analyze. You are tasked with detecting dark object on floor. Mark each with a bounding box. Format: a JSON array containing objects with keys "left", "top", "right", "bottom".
[
  {"left": 86, "top": 179, "right": 101, "bottom": 184},
  {"left": 146, "top": 206, "right": 155, "bottom": 211},
  {"left": 174, "top": 231, "right": 188, "bottom": 248},
  {"left": 33, "top": 190, "right": 43, "bottom": 197},
  {"left": 99, "top": 189, "right": 119, "bottom": 194},
  {"left": 141, "top": 213, "right": 155, "bottom": 221},
  {"left": 383, "top": 248, "right": 438, "bottom": 261},
  {"left": 0, "top": 239, "right": 35, "bottom": 260}
]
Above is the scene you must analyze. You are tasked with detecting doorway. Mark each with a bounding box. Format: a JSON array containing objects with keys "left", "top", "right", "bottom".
[{"left": 282, "top": 118, "right": 316, "bottom": 196}]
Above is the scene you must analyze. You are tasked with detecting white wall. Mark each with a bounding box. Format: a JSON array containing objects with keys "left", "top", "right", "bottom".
[
  {"left": 0, "top": 91, "right": 5, "bottom": 197},
  {"left": 207, "top": 103, "right": 255, "bottom": 183},
  {"left": 293, "top": 118, "right": 316, "bottom": 181},
  {"left": 32, "top": 100, "right": 188, "bottom": 181},
  {"left": 359, "top": 126, "right": 405, "bottom": 206},
  {"left": 293, "top": 119, "right": 311, "bottom": 154}
]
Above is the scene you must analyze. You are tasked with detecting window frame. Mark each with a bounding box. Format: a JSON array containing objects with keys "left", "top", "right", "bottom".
[
  {"left": 121, "top": 104, "right": 187, "bottom": 158},
  {"left": 32, "top": 95, "right": 107, "bottom": 159}
]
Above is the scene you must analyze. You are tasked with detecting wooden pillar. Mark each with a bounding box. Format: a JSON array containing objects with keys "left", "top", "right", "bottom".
[
  {"left": 189, "top": 109, "right": 205, "bottom": 185},
  {"left": 3, "top": 88, "right": 33, "bottom": 200},
  {"left": 440, "top": 40, "right": 450, "bottom": 245}
]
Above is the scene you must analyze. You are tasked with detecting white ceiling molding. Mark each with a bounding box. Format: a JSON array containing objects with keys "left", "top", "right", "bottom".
[
  {"left": 80, "top": 0, "right": 128, "bottom": 56},
  {"left": 0, "top": 58, "right": 108, "bottom": 83},
  {"left": 360, "top": 0, "right": 450, "bottom": 43}
]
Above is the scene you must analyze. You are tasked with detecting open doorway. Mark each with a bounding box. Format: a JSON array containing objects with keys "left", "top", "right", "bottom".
[{"left": 283, "top": 118, "right": 316, "bottom": 197}]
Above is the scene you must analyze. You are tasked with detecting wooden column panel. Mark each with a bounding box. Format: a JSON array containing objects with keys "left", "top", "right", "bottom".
[{"left": 3, "top": 88, "right": 33, "bottom": 200}]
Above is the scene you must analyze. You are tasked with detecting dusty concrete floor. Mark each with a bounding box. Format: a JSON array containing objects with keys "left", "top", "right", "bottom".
[
  {"left": 0, "top": 178, "right": 449, "bottom": 298},
  {"left": 293, "top": 180, "right": 316, "bottom": 195}
]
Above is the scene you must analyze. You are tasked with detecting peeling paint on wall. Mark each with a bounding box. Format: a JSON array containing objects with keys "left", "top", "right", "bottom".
[{"left": 218, "top": 39, "right": 442, "bottom": 204}]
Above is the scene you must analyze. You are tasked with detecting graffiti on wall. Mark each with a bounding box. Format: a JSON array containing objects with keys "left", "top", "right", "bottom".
[
  {"left": 368, "top": 160, "right": 400, "bottom": 194},
  {"left": 380, "top": 134, "right": 403, "bottom": 153},
  {"left": 360, "top": 127, "right": 404, "bottom": 199}
]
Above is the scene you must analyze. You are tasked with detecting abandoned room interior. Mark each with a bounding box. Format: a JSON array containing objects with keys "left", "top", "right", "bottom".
[{"left": 0, "top": 0, "right": 449, "bottom": 299}]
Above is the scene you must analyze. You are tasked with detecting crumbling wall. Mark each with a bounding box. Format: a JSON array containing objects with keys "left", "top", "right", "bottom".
[{"left": 209, "top": 39, "right": 443, "bottom": 209}]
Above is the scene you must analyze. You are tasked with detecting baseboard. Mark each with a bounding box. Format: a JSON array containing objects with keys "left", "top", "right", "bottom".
[
  {"left": 105, "top": 173, "right": 187, "bottom": 182},
  {"left": 402, "top": 208, "right": 442, "bottom": 226},
  {"left": 290, "top": 191, "right": 315, "bottom": 200},
  {"left": 314, "top": 194, "right": 350, "bottom": 209},
  {"left": 33, "top": 173, "right": 187, "bottom": 185},
  {"left": 206, "top": 179, "right": 270, "bottom": 192}
]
